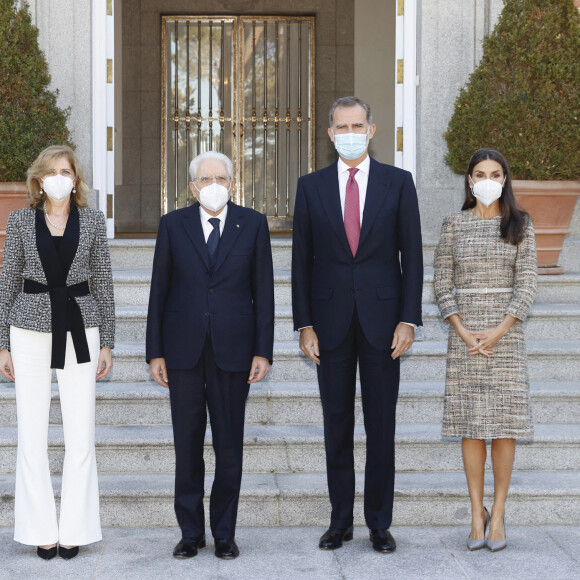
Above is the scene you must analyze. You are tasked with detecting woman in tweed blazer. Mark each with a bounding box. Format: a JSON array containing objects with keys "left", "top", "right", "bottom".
[
  {"left": 434, "top": 149, "right": 537, "bottom": 553},
  {"left": 0, "top": 145, "right": 115, "bottom": 560}
]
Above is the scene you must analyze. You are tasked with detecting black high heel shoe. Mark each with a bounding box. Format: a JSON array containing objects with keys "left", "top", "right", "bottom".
[
  {"left": 58, "top": 545, "right": 79, "bottom": 560},
  {"left": 37, "top": 545, "right": 57, "bottom": 560}
]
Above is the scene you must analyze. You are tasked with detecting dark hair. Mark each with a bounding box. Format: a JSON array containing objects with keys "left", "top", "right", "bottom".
[
  {"left": 329, "top": 96, "right": 373, "bottom": 126},
  {"left": 463, "top": 148, "right": 529, "bottom": 245}
]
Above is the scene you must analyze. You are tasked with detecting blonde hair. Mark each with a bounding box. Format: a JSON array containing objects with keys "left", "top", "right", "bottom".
[{"left": 26, "top": 145, "right": 90, "bottom": 208}]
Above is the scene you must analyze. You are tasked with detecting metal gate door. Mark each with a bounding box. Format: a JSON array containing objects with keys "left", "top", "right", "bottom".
[{"left": 162, "top": 16, "right": 315, "bottom": 231}]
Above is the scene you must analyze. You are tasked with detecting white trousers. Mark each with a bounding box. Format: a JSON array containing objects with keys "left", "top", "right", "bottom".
[{"left": 11, "top": 326, "right": 102, "bottom": 546}]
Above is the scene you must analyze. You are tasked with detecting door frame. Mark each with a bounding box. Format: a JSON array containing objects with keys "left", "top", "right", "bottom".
[
  {"left": 394, "top": 0, "right": 417, "bottom": 180},
  {"left": 92, "top": 0, "right": 115, "bottom": 238}
]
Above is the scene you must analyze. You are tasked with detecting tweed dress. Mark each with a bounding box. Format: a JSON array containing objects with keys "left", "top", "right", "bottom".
[{"left": 433, "top": 210, "right": 537, "bottom": 440}]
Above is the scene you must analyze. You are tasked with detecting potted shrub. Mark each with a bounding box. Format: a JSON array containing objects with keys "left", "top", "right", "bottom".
[
  {"left": 0, "top": 0, "right": 72, "bottom": 266},
  {"left": 444, "top": 0, "right": 580, "bottom": 274}
]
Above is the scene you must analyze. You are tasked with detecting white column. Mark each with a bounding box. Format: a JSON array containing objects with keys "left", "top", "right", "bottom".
[
  {"left": 394, "top": 0, "right": 417, "bottom": 179},
  {"left": 92, "top": 0, "right": 115, "bottom": 238}
]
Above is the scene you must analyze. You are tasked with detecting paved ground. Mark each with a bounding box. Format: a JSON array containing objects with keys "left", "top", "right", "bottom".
[{"left": 1, "top": 526, "right": 579, "bottom": 579}]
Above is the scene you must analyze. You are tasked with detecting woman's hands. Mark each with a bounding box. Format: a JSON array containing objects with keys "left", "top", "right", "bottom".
[
  {"left": 96, "top": 347, "right": 113, "bottom": 379},
  {"left": 465, "top": 329, "right": 494, "bottom": 357},
  {"left": 467, "top": 315, "right": 518, "bottom": 357},
  {"left": 0, "top": 349, "right": 15, "bottom": 381},
  {"left": 1, "top": 347, "right": 114, "bottom": 381},
  {"left": 447, "top": 314, "right": 517, "bottom": 358}
]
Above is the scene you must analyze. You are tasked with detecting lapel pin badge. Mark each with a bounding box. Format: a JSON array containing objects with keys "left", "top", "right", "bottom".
[{"left": 236, "top": 224, "right": 240, "bottom": 228}]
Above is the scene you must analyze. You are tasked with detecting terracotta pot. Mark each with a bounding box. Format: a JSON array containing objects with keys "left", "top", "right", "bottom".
[
  {"left": 513, "top": 180, "right": 580, "bottom": 275},
  {"left": 0, "top": 182, "right": 29, "bottom": 268}
]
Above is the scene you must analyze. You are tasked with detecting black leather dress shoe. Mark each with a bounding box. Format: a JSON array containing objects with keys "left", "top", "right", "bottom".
[
  {"left": 58, "top": 546, "right": 79, "bottom": 560},
  {"left": 173, "top": 536, "right": 206, "bottom": 559},
  {"left": 318, "top": 526, "right": 354, "bottom": 550},
  {"left": 37, "top": 546, "right": 57, "bottom": 560},
  {"left": 214, "top": 538, "right": 239, "bottom": 559},
  {"left": 369, "top": 529, "right": 396, "bottom": 553}
]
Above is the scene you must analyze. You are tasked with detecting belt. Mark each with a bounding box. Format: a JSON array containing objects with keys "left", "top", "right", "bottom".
[
  {"left": 23, "top": 279, "right": 91, "bottom": 369},
  {"left": 455, "top": 287, "right": 513, "bottom": 294}
]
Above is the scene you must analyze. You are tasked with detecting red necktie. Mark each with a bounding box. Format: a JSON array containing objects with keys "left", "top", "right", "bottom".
[{"left": 344, "top": 167, "right": 360, "bottom": 256}]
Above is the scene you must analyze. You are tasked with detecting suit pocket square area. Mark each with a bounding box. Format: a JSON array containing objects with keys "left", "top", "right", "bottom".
[{"left": 312, "top": 287, "right": 334, "bottom": 301}]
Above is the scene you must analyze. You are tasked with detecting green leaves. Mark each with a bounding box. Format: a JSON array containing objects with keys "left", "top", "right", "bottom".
[
  {"left": 0, "top": 0, "right": 73, "bottom": 181},
  {"left": 444, "top": 0, "right": 580, "bottom": 180}
]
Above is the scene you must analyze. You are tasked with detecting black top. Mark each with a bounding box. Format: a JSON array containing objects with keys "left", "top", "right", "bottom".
[
  {"left": 51, "top": 235, "right": 64, "bottom": 253},
  {"left": 21, "top": 207, "right": 91, "bottom": 369}
]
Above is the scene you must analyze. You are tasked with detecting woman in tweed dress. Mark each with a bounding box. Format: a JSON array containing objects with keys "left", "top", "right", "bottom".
[
  {"left": 0, "top": 145, "right": 115, "bottom": 560},
  {"left": 434, "top": 148, "right": 537, "bottom": 552}
]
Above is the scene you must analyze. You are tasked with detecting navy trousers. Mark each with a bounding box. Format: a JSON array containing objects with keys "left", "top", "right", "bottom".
[
  {"left": 167, "top": 336, "right": 249, "bottom": 540},
  {"left": 317, "top": 308, "right": 400, "bottom": 530}
]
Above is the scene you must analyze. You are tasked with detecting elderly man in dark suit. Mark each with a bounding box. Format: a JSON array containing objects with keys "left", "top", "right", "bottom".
[
  {"left": 146, "top": 151, "right": 274, "bottom": 560},
  {"left": 292, "top": 97, "right": 423, "bottom": 553}
]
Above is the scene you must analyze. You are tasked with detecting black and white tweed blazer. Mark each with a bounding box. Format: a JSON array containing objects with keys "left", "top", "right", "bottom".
[{"left": 0, "top": 205, "right": 115, "bottom": 351}]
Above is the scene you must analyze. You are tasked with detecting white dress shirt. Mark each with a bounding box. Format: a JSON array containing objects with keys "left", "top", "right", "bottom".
[
  {"left": 199, "top": 204, "right": 228, "bottom": 241},
  {"left": 337, "top": 155, "right": 369, "bottom": 225}
]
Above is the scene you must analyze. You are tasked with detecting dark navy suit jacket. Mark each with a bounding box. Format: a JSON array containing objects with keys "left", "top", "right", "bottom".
[
  {"left": 292, "top": 157, "right": 423, "bottom": 352},
  {"left": 146, "top": 201, "right": 274, "bottom": 372}
]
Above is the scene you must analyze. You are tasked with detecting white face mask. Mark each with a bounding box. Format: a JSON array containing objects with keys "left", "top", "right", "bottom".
[
  {"left": 42, "top": 174, "right": 74, "bottom": 201},
  {"left": 332, "top": 130, "right": 369, "bottom": 160},
  {"left": 470, "top": 177, "right": 505, "bottom": 207},
  {"left": 196, "top": 182, "right": 230, "bottom": 213}
]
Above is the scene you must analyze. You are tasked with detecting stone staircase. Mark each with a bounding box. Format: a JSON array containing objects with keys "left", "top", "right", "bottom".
[{"left": 1, "top": 238, "right": 579, "bottom": 529}]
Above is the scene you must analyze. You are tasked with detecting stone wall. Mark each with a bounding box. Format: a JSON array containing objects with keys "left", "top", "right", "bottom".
[
  {"left": 25, "top": 0, "right": 94, "bottom": 201},
  {"left": 416, "top": 0, "right": 504, "bottom": 243},
  {"left": 417, "top": 0, "right": 579, "bottom": 267}
]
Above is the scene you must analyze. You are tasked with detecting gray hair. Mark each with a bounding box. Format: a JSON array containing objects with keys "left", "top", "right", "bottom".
[
  {"left": 189, "top": 151, "right": 233, "bottom": 181},
  {"left": 329, "top": 96, "right": 373, "bottom": 127}
]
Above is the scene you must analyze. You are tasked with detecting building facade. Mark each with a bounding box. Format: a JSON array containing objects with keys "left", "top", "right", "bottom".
[{"left": 22, "top": 0, "right": 580, "bottom": 267}]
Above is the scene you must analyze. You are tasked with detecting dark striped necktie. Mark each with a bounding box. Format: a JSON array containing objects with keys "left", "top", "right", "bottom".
[{"left": 207, "top": 217, "right": 220, "bottom": 267}]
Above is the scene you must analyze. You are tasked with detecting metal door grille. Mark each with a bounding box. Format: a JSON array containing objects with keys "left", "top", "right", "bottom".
[{"left": 161, "top": 16, "right": 315, "bottom": 230}]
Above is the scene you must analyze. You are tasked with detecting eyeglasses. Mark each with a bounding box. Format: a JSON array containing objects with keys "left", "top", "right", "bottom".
[
  {"left": 43, "top": 169, "right": 75, "bottom": 178},
  {"left": 194, "top": 175, "right": 231, "bottom": 186}
]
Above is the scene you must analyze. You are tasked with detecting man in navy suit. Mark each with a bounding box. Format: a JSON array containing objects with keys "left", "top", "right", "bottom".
[
  {"left": 292, "top": 97, "right": 423, "bottom": 553},
  {"left": 146, "top": 151, "right": 274, "bottom": 560}
]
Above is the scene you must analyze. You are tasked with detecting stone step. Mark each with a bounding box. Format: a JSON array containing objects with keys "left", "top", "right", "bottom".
[
  {"left": 112, "top": 269, "right": 152, "bottom": 306},
  {"left": 266, "top": 340, "right": 580, "bottom": 383},
  {"left": 112, "top": 267, "right": 292, "bottom": 307},
  {"left": 112, "top": 266, "right": 580, "bottom": 307},
  {"left": 98, "top": 340, "right": 580, "bottom": 383},
  {"left": 0, "top": 381, "right": 580, "bottom": 426},
  {"left": 108, "top": 239, "right": 156, "bottom": 269},
  {"left": 109, "top": 238, "right": 294, "bottom": 270},
  {"left": 1, "top": 470, "right": 578, "bottom": 527},
  {"left": 108, "top": 235, "right": 580, "bottom": 276},
  {"left": 417, "top": 303, "right": 580, "bottom": 341},
  {"left": 2, "top": 380, "right": 578, "bottom": 427},
  {"left": 2, "top": 339, "right": 577, "bottom": 384},
  {"left": 114, "top": 302, "right": 580, "bottom": 343},
  {"left": 0, "top": 423, "right": 578, "bottom": 475},
  {"left": 114, "top": 304, "right": 299, "bottom": 343},
  {"left": 107, "top": 239, "right": 439, "bottom": 271},
  {"left": 5, "top": 526, "right": 580, "bottom": 580}
]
